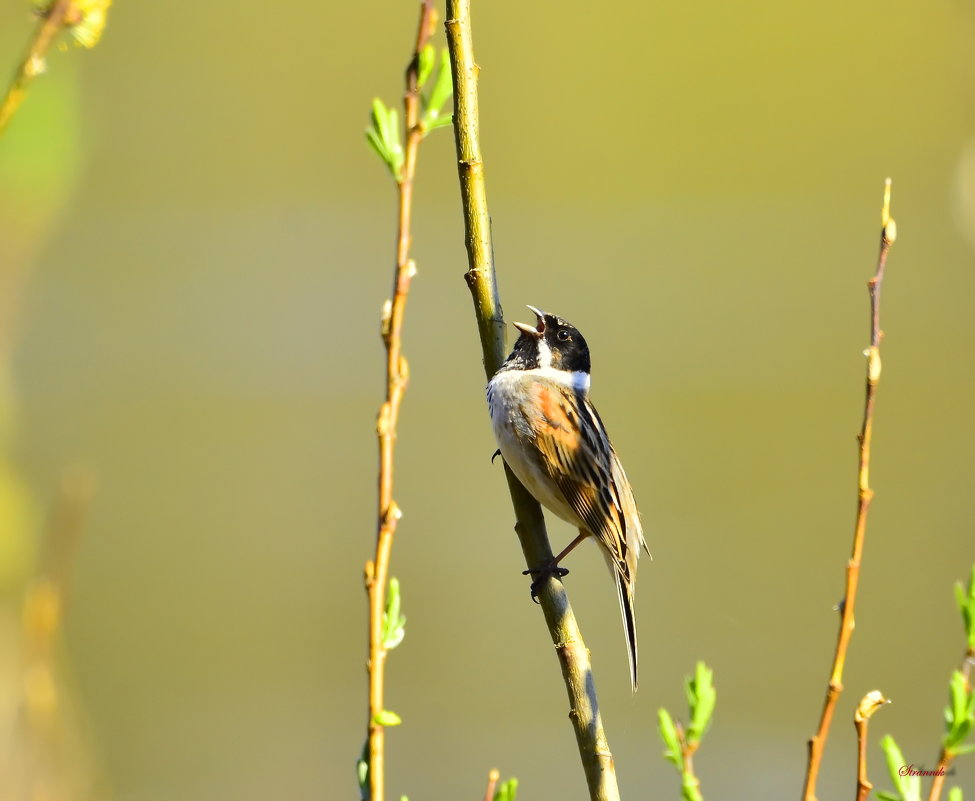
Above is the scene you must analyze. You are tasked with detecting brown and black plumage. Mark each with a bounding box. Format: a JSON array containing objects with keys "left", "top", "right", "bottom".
[{"left": 487, "top": 306, "right": 649, "bottom": 691}]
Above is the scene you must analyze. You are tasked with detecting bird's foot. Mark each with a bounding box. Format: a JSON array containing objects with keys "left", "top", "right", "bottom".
[{"left": 522, "top": 562, "right": 570, "bottom": 603}]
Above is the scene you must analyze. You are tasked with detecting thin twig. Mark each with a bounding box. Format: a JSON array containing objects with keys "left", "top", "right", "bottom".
[
  {"left": 927, "top": 746, "right": 951, "bottom": 801},
  {"left": 802, "top": 179, "right": 897, "bottom": 801},
  {"left": 678, "top": 723, "right": 703, "bottom": 801},
  {"left": 364, "top": 4, "right": 437, "bottom": 801},
  {"left": 853, "top": 691, "right": 888, "bottom": 801},
  {"left": 0, "top": 0, "right": 79, "bottom": 135},
  {"left": 444, "top": 3, "right": 620, "bottom": 800},
  {"left": 483, "top": 768, "right": 500, "bottom": 801}
]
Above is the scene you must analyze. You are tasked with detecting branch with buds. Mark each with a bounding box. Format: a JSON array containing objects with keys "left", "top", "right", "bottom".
[
  {"left": 358, "top": 3, "right": 453, "bottom": 801},
  {"left": 802, "top": 179, "right": 897, "bottom": 801}
]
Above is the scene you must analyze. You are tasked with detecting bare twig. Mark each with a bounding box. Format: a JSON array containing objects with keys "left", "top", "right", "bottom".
[
  {"left": 444, "top": 3, "right": 619, "bottom": 800},
  {"left": 854, "top": 691, "right": 888, "bottom": 801},
  {"left": 802, "top": 179, "right": 897, "bottom": 801},
  {"left": 364, "top": 4, "right": 437, "bottom": 801}
]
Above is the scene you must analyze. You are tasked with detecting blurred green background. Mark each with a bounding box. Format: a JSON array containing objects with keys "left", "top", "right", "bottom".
[{"left": 1, "top": 1, "right": 974, "bottom": 799}]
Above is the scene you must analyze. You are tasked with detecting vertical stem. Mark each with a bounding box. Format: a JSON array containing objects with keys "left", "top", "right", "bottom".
[
  {"left": 444, "top": 3, "right": 620, "bottom": 799},
  {"left": 802, "top": 180, "right": 896, "bottom": 801},
  {"left": 365, "top": 4, "right": 437, "bottom": 801}
]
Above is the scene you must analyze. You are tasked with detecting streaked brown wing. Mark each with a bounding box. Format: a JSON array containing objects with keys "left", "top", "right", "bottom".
[{"left": 529, "top": 381, "right": 635, "bottom": 578}]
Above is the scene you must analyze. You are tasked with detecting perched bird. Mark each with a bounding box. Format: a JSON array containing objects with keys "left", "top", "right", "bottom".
[{"left": 487, "top": 306, "right": 649, "bottom": 691}]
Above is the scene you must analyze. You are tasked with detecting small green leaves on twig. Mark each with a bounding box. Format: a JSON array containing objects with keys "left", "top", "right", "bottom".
[
  {"left": 356, "top": 740, "right": 370, "bottom": 799},
  {"left": 419, "top": 48, "right": 453, "bottom": 133},
  {"left": 944, "top": 670, "right": 975, "bottom": 757},
  {"left": 493, "top": 778, "right": 518, "bottom": 801},
  {"left": 366, "top": 98, "right": 405, "bottom": 181},
  {"left": 657, "top": 708, "right": 682, "bottom": 769},
  {"left": 417, "top": 44, "right": 437, "bottom": 90},
  {"left": 382, "top": 577, "right": 406, "bottom": 650},
  {"left": 685, "top": 661, "right": 716, "bottom": 746},
  {"left": 365, "top": 47, "right": 452, "bottom": 183},
  {"left": 372, "top": 709, "right": 403, "bottom": 727},
  {"left": 657, "top": 662, "right": 716, "bottom": 801},
  {"left": 877, "top": 735, "right": 921, "bottom": 801},
  {"left": 955, "top": 564, "right": 975, "bottom": 651}
]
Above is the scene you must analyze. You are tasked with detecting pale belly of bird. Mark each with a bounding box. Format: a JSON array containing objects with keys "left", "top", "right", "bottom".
[{"left": 487, "top": 371, "right": 584, "bottom": 528}]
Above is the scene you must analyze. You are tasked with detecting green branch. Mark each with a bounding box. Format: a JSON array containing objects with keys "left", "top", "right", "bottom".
[{"left": 444, "top": 2, "right": 620, "bottom": 800}]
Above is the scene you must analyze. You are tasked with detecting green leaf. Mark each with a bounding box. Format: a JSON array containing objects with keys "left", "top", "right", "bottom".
[
  {"left": 356, "top": 740, "right": 369, "bottom": 796},
  {"left": 953, "top": 742, "right": 975, "bottom": 756},
  {"left": 424, "top": 114, "right": 454, "bottom": 132},
  {"left": 494, "top": 778, "right": 518, "bottom": 801},
  {"left": 657, "top": 708, "right": 683, "bottom": 769},
  {"left": 429, "top": 49, "right": 454, "bottom": 111},
  {"left": 421, "top": 48, "right": 454, "bottom": 133},
  {"left": 686, "top": 662, "right": 716, "bottom": 744},
  {"left": 383, "top": 577, "right": 407, "bottom": 650},
  {"left": 365, "top": 127, "right": 390, "bottom": 163},
  {"left": 948, "top": 787, "right": 963, "bottom": 801},
  {"left": 365, "top": 98, "right": 404, "bottom": 179},
  {"left": 876, "top": 793, "right": 902, "bottom": 801},
  {"left": 373, "top": 709, "right": 403, "bottom": 727},
  {"left": 371, "top": 98, "right": 391, "bottom": 143},
  {"left": 956, "top": 564, "right": 975, "bottom": 649},
  {"left": 880, "top": 734, "right": 922, "bottom": 801},
  {"left": 417, "top": 44, "right": 436, "bottom": 89},
  {"left": 944, "top": 670, "right": 975, "bottom": 750}
]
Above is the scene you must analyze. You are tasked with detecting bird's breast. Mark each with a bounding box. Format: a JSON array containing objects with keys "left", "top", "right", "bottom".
[{"left": 486, "top": 371, "right": 583, "bottom": 526}]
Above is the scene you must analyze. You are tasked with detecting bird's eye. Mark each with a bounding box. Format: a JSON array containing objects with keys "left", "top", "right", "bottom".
[{"left": 557, "top": 329, "right": 571, "bottom": 342}]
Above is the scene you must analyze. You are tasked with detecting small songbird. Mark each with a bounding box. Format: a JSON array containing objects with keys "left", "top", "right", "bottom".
[{"left": 486, "top": 306, "right": 649, "bottom": 691}]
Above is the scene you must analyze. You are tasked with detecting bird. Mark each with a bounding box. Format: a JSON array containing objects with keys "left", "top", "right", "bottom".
[{"left": 486, "top": 305, "right": 649, "bottom": 691}]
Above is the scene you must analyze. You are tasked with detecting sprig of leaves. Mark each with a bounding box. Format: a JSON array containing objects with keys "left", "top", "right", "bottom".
[
  {"left": 685, "top": 661, "right": 717, "bottom": 746},
  {"left": 366, "top": 98, "right": 405, "bottom": 181},
  {"left": 356, "top": 577, "right": 406, "bottom": 798},
  {"left": 956, "top": 564, "right": 975, "bottom": 651},
  {"left": 365, "top": 46, "right": 453, "bottom": 182},
  {"left": 657, "top": 662, "right": 716, "bottom": 801},
  {"left": 383, "top": 576, "right": 406, "bottom": 650},
  {"left": 493, "top": 777, "right": 518, "bottom": 801},
  {"left": 418, "top": 46, "right": 453, "bottom": 132},
  {"left": 944, "top": 669, "right": 975, "bottom": 757}
]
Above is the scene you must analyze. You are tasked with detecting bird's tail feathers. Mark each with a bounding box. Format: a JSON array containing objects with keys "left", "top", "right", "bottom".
[{"left": 614, "top": 570, "right": 639, "bottom": 693}]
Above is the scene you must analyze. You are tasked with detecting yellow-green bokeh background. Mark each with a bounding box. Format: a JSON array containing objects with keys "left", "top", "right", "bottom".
[{"left": 1, "top": 1, "right": 974, "bottom": 799}]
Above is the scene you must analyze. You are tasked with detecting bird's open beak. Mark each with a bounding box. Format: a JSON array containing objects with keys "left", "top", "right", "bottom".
[{"left": 513, "top": 305, "right": 545, "bottom": 337}]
